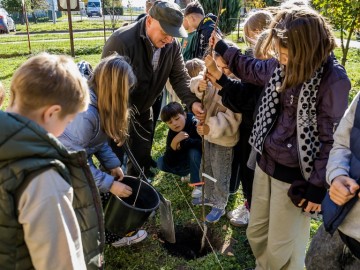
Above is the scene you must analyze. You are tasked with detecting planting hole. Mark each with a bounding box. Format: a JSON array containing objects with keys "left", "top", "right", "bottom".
[{"left": 161, "top": 225, "right": 220, "bottom": 260}]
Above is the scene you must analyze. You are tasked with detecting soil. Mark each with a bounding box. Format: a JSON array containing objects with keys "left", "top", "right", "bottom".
[{"left": 162, "top": 224, "right": 222, "bottom": 260}]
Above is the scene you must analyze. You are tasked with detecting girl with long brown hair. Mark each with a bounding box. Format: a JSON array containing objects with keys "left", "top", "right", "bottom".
[
  {"left": 207, "top": 7, "right": 351, "bottom": 270},
  {"left": 59, "top": 54, "right": 148, "bottom": 248}
]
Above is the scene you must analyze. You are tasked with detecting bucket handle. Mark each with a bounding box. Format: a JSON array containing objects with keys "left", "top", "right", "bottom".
[{"left": 123, "top": 141, "right": 166, "bottom": 203}]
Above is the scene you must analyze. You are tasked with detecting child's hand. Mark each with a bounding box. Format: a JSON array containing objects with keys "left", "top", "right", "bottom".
[
  {"left": 192, "top": 102, "right": 206, "bottom": 124},
  {"left": 206, "top": 72, "right": 217, "bottom": 85},
  {"left": 329, "top": 175, "right": 359, "bottom": 205},
  {"left": 298, "top": 199, "right": 321, "bottom": 213},
  {"left": 198, "top": 79, "right": 208, "bottom": 92},
  {"left": 171, "top": 131, "right": 189, "bottom": 150},
  {"left": 204, "top": 55, "right": 222, "bottom": 80},
  {"left": 209, "top": 30, "right": 222, "bottom": 49},
  {"left": 110, "top": 180, "right": 132, "bottom": 197},
  {"left": 110, "top": 167, "right": 124, "bottom": 180},
  {"left": 197, "top": 123, "right": 210, "bottom": 136}
]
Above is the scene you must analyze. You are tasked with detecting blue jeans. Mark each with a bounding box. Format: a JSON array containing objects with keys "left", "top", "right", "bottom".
[{"left": 157, "top": 148, "right": 201, "bottom": 184}]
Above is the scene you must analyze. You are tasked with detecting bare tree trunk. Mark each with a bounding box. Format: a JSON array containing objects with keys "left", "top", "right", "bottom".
[{"left": 341, "top": 17, "right": 357, "bottom": 66}]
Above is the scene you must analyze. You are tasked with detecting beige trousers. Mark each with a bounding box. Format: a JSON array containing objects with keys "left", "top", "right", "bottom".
[{"left": 246, "top": 164, "right": 310, "bottom": 270}]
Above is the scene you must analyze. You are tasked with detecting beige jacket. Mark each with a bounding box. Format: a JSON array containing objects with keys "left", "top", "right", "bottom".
[
  {"left": 17, "top": 169, "right": 87, "bottom": 270},
  {"left": 190, "top": 74, "right": 242, "bottom": 147}
]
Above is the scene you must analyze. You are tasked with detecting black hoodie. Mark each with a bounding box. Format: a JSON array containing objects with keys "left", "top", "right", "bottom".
[{"left": 191, "top": 13, "right": 220, "bottom": 60}]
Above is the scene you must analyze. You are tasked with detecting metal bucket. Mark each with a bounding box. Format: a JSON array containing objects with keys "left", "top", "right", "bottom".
[{"left": 104, "top": 176, "right": 160, "bottom": 237}]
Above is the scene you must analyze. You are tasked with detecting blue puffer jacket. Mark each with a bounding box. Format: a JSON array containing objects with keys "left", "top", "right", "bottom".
[{"left": 59, "top": 89, "right": 120, "bottom": 193}]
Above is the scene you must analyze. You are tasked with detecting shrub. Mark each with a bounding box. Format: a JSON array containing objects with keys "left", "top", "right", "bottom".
[{"left": 199, "top": 0, "right": 241, "bottom": 35}]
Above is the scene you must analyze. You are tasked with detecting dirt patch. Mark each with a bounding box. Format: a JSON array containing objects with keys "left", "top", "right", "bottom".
[{"left": 161, "top": 224, "right": 222, "bottom": 260}]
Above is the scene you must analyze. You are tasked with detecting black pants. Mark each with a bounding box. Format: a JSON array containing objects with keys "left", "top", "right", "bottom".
[
  {"left": 151, "top": 92, "right": 163, "bottom": 145},
  {"left": 230, "top": 126, "right": 254, "bottom": 207},
  {"left": 111, "top": 108, "right": 154, "bottom": 177},
  {"left": 339, "top": 230, "right": 360, "bottom": 260}
]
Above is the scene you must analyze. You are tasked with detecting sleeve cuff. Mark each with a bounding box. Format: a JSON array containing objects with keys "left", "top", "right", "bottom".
[
  {"left": 101, "top": 174, "right": 115, "bottom": 193},
  {"left": 215, "top": 40, "right": 230, "bottom": 57},
  {"left": 304, "top": 182, "right": 327, "bottom": 204},
  {"left": 217, "top": 73, "right": 229, "bottom": 88},
  {"left": 327, "top": 168, "right": 349, "bottom": 185}
]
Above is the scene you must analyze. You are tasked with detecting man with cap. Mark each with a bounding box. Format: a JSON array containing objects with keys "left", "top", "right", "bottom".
[{"left": 102, "top": 1, "right": 204, "bottom": 182}]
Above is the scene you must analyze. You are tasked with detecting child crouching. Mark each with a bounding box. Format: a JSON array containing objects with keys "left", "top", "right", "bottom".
[{"left": 157, "top": 102, "right": 202, "bottom": 198}]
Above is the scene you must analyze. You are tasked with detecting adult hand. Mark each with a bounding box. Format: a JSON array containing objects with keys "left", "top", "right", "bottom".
[
  {"left": 329, "top": 175, "right": 359, "bottom": 205},
  {"left": 170, "top": 131, "right": 189, "bottom": 150},
  {"left": 204, "top": 55, "right": 222, "bottom": 80},
  {"left": 196, "top": 123, "right": 210, "bottom": 136},
  {"left": 209, "top": 31, "right": 223, "bottom": 49},
  {"left": 110, "top": 180, "right": 132, "bottom": 197},
  {"left": 192, "top": 102, "right": 206, "bottom": 123},
  {"left": 110, "top": 167, "right": 124, "bottom": 180}
]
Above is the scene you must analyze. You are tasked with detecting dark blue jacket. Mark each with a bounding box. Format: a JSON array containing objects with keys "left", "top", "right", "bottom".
[{"left": 163, "top": 113, "right": 201, "bottom": 167}]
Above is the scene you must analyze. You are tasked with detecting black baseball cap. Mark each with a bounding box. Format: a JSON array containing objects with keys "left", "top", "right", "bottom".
[{"left": 149, "top": 1, "right": 188, "bottom": 38}]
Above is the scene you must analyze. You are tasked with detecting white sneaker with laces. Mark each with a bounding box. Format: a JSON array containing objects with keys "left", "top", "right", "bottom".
[
  {"left": 226, "top": 205, "right": 248, "bottom": 220},
  {"left": 229, "top": 207, "right": 250, "bottom": 227},
  {"left": 191, "top": 187, "right": 202, "bottom": 198},
  {"left": 111, "top": 230, "right": 148, "bottom": 248}
]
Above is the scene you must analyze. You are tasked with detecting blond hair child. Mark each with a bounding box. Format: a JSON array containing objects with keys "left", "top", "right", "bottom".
[
  {"left": 189, "top": 57, "right": 242, "bottom": 223},
  {"left": 1, "top": 53, "right": 103, "bottom": 269},
  {"left": 243, "top": 10, "right": 273, "bottom": 49}
]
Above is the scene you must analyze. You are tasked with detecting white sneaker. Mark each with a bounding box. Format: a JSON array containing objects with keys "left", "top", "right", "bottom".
[
  {"left": 111, "top": 230, "right": 147, "bottom": 248},
  {"left": 226, "top": 205, "right": 248, "bottom": 220},
  {"left": 229, "top": 207, "right": 250, "bottom": 227},
  {"left": 191, "top": 187, "right": 202, "bottom": 198}
]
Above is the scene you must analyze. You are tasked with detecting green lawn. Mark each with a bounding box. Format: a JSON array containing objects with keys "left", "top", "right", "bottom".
[
  {"left": 12, "top": 17, "right": 126, "bottom": 33},
  {"left": 1, "top": 20, "right": 360, "bottom": 269}
]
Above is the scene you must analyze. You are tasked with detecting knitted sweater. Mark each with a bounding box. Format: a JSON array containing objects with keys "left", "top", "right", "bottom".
[{"left": 190, "top": 74, "right": 242, "bottom": 147}]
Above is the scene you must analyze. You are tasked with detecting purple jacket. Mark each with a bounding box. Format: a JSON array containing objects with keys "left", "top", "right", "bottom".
[{"left": 215, "top": 40, "right": 351, "bottom": 203}]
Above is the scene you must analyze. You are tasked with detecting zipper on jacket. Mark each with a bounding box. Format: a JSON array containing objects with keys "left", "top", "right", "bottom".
[{"left": 332, "top": 122, "right": 339, "bottom": 133}]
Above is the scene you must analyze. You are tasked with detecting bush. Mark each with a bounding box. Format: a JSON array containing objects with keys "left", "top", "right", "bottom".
[{"left": 199, "top": 0, "right": 241, "bottom": 35}]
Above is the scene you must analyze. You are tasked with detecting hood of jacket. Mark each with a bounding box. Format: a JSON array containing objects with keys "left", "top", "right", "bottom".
[{"left": 198, "top": 13, "right": 217, "bottom": 31}]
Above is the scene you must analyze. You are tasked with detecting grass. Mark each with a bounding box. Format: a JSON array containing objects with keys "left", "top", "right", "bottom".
[
  {"left": 0, "top": 31, "right": 114, "bottom": 43},
  {"left": 0, "top": 20, "right": 360, "bottom": 269},
  {"left": 13, "top": 17, "right": 127, "bottom": 33}
]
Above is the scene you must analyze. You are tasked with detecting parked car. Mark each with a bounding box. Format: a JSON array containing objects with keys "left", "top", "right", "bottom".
[
  {"left": 87, "top": 0, "right": 102, "bottom": 17},
  {"left": 0, "top": 8, "right": 16, "bottom": 34}
]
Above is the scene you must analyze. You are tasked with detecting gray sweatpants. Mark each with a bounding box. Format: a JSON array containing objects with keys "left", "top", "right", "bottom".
[{"left": 203, "top": 141, "right": 233, "bottom": 209}]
